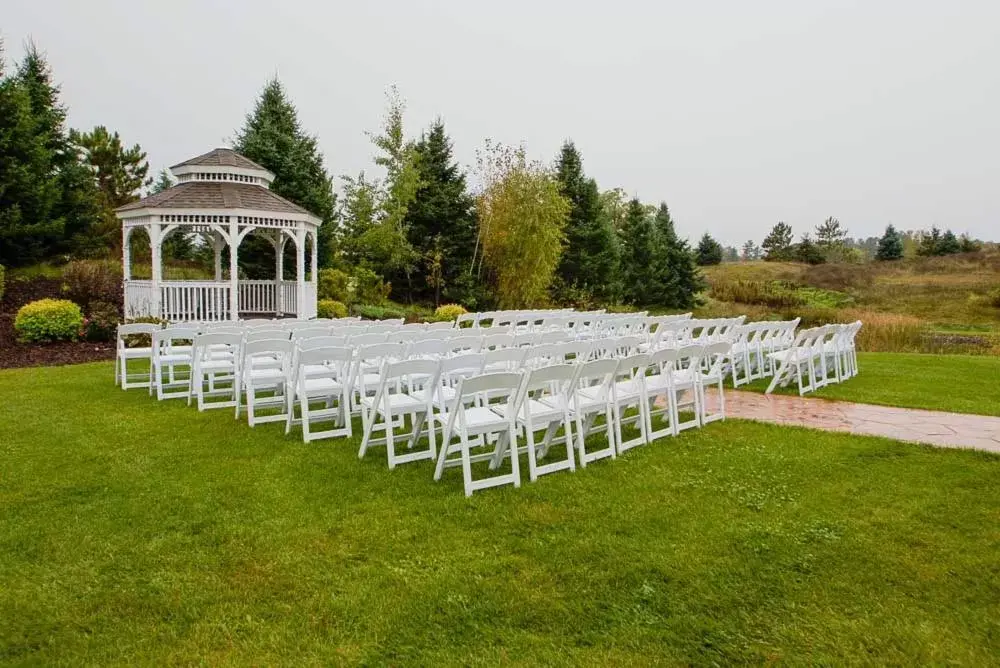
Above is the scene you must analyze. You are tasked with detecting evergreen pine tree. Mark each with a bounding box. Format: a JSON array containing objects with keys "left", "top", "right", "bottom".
[
  {"left": 938, "top": 229, "right": 961, "bottom": 255},
  {"left": 695, "top": 233, "right": 723, "bottom": 266},
  {"left": 620, "top": 198, "right": 665, "bottom": 305},
  {"left": 405, "top": 120, "right": 478, "bottom": 305},
  {"left": 553, "top": 141, "right": 620, "bottom": 304},
  {"left": 917, "top": 227, "right": 943, "bottom": 257},
  {"left": 234, "top": 78, "right": 337, "bottom": 278},
  {"left": 875, "top": 224, "right": 904, "bottom": 261},
  {"left": 761, "top": 222, "right": 794, "bottom": 261},
  {"left": 794, "top": 234, "right": 826, "bottom": 264},
  {"left": 653, "top": 203, "right": 701, "bottom": 309}
]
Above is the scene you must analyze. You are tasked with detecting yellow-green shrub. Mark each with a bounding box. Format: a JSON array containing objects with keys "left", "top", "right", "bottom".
[
  {"left": 318, "top": 268, "right": 350, "bottom": 303},
  {"left": 14, "top": 299, "right": 83, "bottom": 343},
  {"left": 317, "top": 299, "right": 348, "bottom": 319},
  {"left": 434, "top": 303, "right": 467, "bottom": 321}
]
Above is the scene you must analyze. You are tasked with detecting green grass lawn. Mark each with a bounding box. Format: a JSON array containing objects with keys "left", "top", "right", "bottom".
[
  {"left": 1, "top": 362, "right": 999, "bottom": 665},
  {"left": 744, "top": 352, "right": 1000, "bottom": 416}
]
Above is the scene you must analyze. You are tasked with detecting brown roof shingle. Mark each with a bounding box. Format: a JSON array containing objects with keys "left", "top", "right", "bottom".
[
  {"left": 170, "top": 148, "right": 270, "bottom": 172},
  {"left": 116, "top": 182, "right": 314, "bottom": 217}
]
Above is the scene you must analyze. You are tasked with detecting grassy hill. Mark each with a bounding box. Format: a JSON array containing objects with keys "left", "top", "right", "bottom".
[{"left": 697, "top": 251, "right": 1000, "bottom": 354}]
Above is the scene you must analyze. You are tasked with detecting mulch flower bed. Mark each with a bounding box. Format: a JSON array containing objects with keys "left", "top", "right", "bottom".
[{"left": 0, "top": 313, "right": 115, "bottom": 370}]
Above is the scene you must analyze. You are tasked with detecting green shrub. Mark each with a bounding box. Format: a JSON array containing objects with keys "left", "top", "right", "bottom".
[
  {"left": 317, "top": 299, "right": 348, "bottom": 319},
  {"left": 62, "top": 260, "right": 122, "bottom": 310},
  {"left": 352, "top": 267, "right": 391, "bottom": 305},
  {"left": 14, "top": 299, "right": 84, "bottom": 343},
  {"left": 0, "top": 264, "right": 5, "bottom": 304},
  {"left": 82, "top": 301, "right": 121, "bottom": 342},
  {"left": 318, "top": 268, "right": 351, "bottom": 303},
  {"left": 354, "top": 304, "right": 406, "bottom": 321},
  {"left": 434, "top": 303, "right": 467, "bottom": 321}
]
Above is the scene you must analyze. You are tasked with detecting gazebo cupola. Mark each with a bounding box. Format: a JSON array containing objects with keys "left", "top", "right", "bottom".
[{"left": 116, "top": 148, "right": 322, "bottom": 321}]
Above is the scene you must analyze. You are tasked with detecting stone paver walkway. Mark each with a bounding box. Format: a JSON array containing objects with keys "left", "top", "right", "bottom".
[{"left": 705, "top": 391, "right": 1000, "bottom": 454}]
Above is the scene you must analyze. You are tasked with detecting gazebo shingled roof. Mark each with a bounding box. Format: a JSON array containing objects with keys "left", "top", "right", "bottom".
[
  {"left": 116, "top": 181, "right": 311, "bottom": 215},
  {"left": 169, "top": 147, "right": 270, "bottom": 172}
]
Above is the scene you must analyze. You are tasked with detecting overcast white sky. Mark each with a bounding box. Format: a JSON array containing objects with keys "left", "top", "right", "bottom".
[{"left": 5, "top": 0, "right": 999, "bottom": 244}]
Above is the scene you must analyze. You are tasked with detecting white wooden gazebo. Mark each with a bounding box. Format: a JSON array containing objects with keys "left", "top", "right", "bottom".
[{"left": 117, "top": 148, "right": 322, "bottom": 321}]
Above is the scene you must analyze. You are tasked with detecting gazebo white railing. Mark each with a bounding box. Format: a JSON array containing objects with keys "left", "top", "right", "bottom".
[{"left": 117, "top": 148, "right": 323, "bottom": 322}]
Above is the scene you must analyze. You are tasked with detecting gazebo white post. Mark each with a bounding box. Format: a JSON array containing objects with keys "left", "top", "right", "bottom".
[
  {"left": 309, "top": 230, "right": 318, "bottom": 319},
  {"left": 149, "top": 221, "right": 162, "bottom": 319},
  {"left": 295, "top": 227, "right": 306, "bottom": 318},
  {"left": 310, "top": 230, "right": 318, "bottom": 281},
  {"left": 122, "top": 227, "right": 131, "bottom": 280},
  {"left": 212, "top": 232, "right": 225, "bottom": 282},
  {"left": 274, "top": 231, "right": 286, "bottom": 316},
  {"left": 228, "top": 218, "right": 240, "bottom": 321}
]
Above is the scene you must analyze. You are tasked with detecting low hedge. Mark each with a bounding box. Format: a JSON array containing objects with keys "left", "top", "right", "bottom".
[
  {"left": 317, "top": 299, "right": 348, "bottom": 319},
  {"left": 14, "top": 298, "right": 84, "bottom": 343},
  {"left": 434, "top": 303, "right": 467, "bottom": 321}
]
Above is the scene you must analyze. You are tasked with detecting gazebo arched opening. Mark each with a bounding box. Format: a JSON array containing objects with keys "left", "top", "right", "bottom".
[{"left": 116, "top": 148, "right": 322, "bottom": 322}]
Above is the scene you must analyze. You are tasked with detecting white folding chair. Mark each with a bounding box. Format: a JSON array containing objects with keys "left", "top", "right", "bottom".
[
  {"left": 672, "top": 345, "right": 704, "bottom": 432},
  {"left": 483, "top": 346, "right": 527, "bottom": 373},
  {"left": 482, "top": 332, "right": 515, "bottom": 351},
  {"left": 610, "top": 354, "right": 651, "bottom": 454},
  {"left": 150, "top": 327, "right": 197, "bottom": 400},
  {"left": 425, "top": 320, "right": 455, "bottom": 331},
  {"left": 433, "top": 372, "right": 525, "bottom": 496},
  {"left": 566, "top": 358, "right": 618, "bottom": 466},
  {"left": 116, "top": 322, "right": 160, "bottom": 390},
  {"left": 350, "top": 343, "right": 405, "bottom": 414},
  {"left": 643, "top": 348, "right": 679, "bottom": 441},
  {"left": 505, "top": 364, "right": 577, "bottom": 481},
  {"left": 189, "top": 332, "right": 242, "bottom": 411},
  {"left": 766, "top": 327, "right": 824, "bottom": 396},
  {"left": 698, "top": 342, "right": 731, "bottom": 425},
  {"left": 359, "top": 358, "right": 441, "bottom": 468},
  {"left": 237, "top": 338, "right": 294, "bottom": 426},
  {"left": 286, "top": 346, "right": 353, "bottom": 442}
]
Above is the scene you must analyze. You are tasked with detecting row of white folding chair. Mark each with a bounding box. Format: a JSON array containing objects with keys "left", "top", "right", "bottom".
[
  {"left": 356, "top": 341, "right": 731, "bottom": 495},
  {"left": 729, "top": 319, "right": 800, "bottom": 387},
  {"left": 765, "top": 322, "right": 861, "bottom": 395}
]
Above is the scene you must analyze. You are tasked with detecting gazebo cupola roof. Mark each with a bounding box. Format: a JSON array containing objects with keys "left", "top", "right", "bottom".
[{"left": 168, "top": 147, "right": 275, "bottom": 187}]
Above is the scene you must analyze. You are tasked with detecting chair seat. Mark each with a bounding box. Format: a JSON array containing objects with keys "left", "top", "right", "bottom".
[
  {"left": 362, "top": 392, "right": 426, "bottom": 413},
  {"left": 450, "top": 406, "right": 509, "bottom": 431},
  {"left": 302, "top": 377, "right": 344, "bottom": 394},
  {"left": 156, "top": 353, "right": 191, "bottom": 364},
  {"left": 248, "top": 368, "right": 287, "bottom": 383},
  {"left": 612, "top": 379, "right": 644, "bottom": 400},
  {"left": 410, "top": 386, "right": 457, "bottom": 405},
  {"left": 200, "top": 359, "right": 235, "bottom": 371},
  {"left": 574, "top": 387, "right": 610, "bottom": 412},
  {"left": 499, "top": 398, "right": 566, "bottom": 424}
]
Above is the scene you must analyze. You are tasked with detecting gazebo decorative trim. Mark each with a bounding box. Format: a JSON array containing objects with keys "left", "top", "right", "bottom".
[{"left": 117, "top": 148, "right": 322, "bottom": 322}]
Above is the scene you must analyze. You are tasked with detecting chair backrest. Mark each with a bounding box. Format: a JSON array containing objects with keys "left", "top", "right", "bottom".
[
  {"left": 379, "top": 358, "right": 441, "bottom": 395},
  {"left": 439, "top": 352, "right": 486, "bottom": 384},
  {"left": 482, "top": 332, "right": 515, "bottom": 350},
  {"left": 537, "top": 330, "right": 568, "bottom": 345},
  {"left": 484, "top": 346, "right": 527, "bottom": 371},
  {"left": 406, "top": 338, "right": 450, "bottom": 359},
  {"left": 117, "top": 322, "right": 161, "bottom": 349},
  {"left": 152, "top": 327, "right": 198, "bottom": 351},
  {"left": 455, "top": 312, "right": 478, "bottom": 328},
  {"left": 192, "top": 332, "right": 242, "bottom": 363},
  {"left": 454, "top": 371, "right": 523, "bottom": 402},
  {"left": 425, "top": 320, "right": 455, "bottom": 331},
  {"left": 289, "top": 326, "right": 331, "bottom": 340},
  {"left": 243, "top": 338, "right": 294, "bottom": 372},
  {"left": 702, "top": 341, "right": 731, "bottom": 376},
  {"left": 517, "top": 363, "right": 577, "bottom": 411},
  {"left": 523, "top": 343, "right": 558, "bottom": 368},
  {"left": 675, "top": 344, "right": 704, "bottom": 372},
  {"left": 297, "top": 335, "right": 347, "bottom": 350},
  {"left": 447, "top": 335, "right": 482, "bottom": 355},
  {"left": 571, "top": 358, "right": 619, "bottom": 402},
  {"left": 350, "top": 332, "right": 390, "bottom": 346},
  {"left": 246, "top": 329, "right": 290, "bottom": 343},
  {"left": 294, "top": 346, "right": 353, "bottom": 384}
]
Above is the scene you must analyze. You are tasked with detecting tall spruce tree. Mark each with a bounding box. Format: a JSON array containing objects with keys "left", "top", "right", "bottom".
[
  {"left": 875, "top": 224, "right": 904, "bottom": 261},
  {"left": 653, "top": 202, "right": 701, "bottom": 309},
  {"left": 234, "top": 78, "right": 337, "bottom": 278},
  {"left": 0, "top": 41, "right": 100, "bottom": 265},
  {"left": 404, "top": 120, "right": 477, "bottom": 305},
  {"left": 553, "top": 141, "right": 620, "bottom": 304},
  {"left": 761, "top": 222, "right": 794, "bottom": 261},
  {"left": 620, "top": 198, "right": 666, "bottom": 305},
  {"left": 695, "top": 233, "right": 723, "bottom": 266}
]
